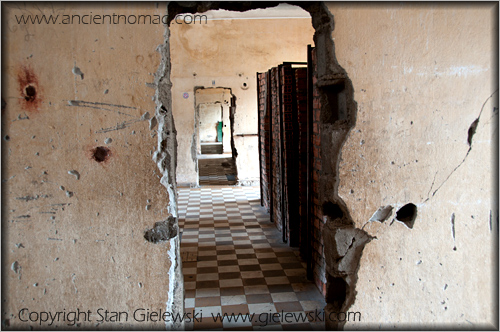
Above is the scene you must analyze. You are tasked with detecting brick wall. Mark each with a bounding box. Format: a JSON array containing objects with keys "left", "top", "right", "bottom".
[
  {"left": 310, "top": 48, "right": 327, "bottom": 296},
  {"left": 280, "top": 64, "right": 300, "bottom": 245},
  {"left": 294, "top": 68, "right": 308, "bottom": 257},
  {"left": 257, "top": 55, "right": 327, "bottom": 297},
  {"left": 270, "top": 67, "right": 283, "bottom": 232},
  {"left": 257, "top": 72, "right": 271, "bottom": 212}
]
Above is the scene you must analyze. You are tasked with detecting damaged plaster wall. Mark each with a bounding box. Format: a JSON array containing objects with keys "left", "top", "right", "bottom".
[
  {"left": 169, "top": 5, "right": 314, "bottom": 186},
  {"left": 326, "top": 2, "right": 498, "bottom": 329},
  {"left": 2, "top": 2, "right": 178, "bottom": 329},
  {"left": 303, "top": 3, "right": 374, "bottom": 328}
]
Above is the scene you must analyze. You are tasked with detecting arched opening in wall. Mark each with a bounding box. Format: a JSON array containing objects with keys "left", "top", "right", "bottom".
[
  {"left": 194, "top": 87, "right": 238, "bottom": 186},
  {"left": 167, "top": 3, "right": 335, "bottom": 330}
]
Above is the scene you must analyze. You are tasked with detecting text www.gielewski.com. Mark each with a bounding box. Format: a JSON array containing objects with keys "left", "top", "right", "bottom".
[
  {"left": 14, "top": 13, "right": 207, "bottom": 25},
  {"left": 19, "top": 308, "right": 361, "bottom": 327}
]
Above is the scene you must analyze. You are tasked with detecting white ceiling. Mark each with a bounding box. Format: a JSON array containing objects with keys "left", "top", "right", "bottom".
[{"left": 191, "top": 3, "right": 311, "bottom": 20}]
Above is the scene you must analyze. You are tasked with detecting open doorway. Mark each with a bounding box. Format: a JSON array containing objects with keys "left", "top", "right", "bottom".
[
  {"left": 195, "top": 87, "right": 238, "bottom": 186},
  {"left": 169, "top": 3, "right": 330, "bottom": 330}
]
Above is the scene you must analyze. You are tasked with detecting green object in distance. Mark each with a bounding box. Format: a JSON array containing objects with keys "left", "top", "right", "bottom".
[{"left": 217, "top": 121, "right": 223, "bottom": 142}]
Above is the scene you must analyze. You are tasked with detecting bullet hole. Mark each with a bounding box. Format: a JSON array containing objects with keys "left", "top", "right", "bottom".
[
  {"left": 243, "top": 82, "right": 247, "bottom": 87},
  {"left": 92, "top": 146, "right": 111, "bottom": 163},
  {"left": 323, "top": 202, "right": 344, "bottom": 220},
  {"left": 4, "top": 135, "right": 10, "bottom": 141},
  {"left": 395, "top": 203, "right": 417, "bottom": 229},
  {"left": 24, "top": 85, "right": 36, "bottom": 102},
  {"left": 17, "top": 65, "right": 41, "bottom": 112}
]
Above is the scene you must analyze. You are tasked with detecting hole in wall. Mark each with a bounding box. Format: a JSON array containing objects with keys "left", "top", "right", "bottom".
[
  {"left": 395, "top": 203, "right": 417, "bottom": 229},
  {"left": 194, "top": 87, "right": 238, "bottom": 185},
  {"left": 321, "top": 82, "right": 347, "bottom": 125},
  {"left": 24, "top": 85, "right": 36, "bottom": 102},
  {"left": 323, "top": 201, "right": 344, "bottom": 220},
  {"left": 467, "top": 118, "right": 479, "bottom": 146},
  {"left": 92, "top": 146, "right": 111, "bottom": 163},
  {"left": 326, "top": 274, "right": 347, "bottom": 310},
  {"left": 17, "top": 65, "right": 42, "bottom": 112},
  {"left": 4, "top": 135, "right": 10, "bottom": 141},
  {"left": 144, "top": 217, "right": 177, "bottom": 244},
  {"left": 165, "top": 2, "right": 363, "bottom": 326}
]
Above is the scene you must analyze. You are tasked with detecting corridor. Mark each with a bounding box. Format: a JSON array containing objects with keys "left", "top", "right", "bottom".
[{"left": 178, "top": 186, "right": 326, "bottom": 330}]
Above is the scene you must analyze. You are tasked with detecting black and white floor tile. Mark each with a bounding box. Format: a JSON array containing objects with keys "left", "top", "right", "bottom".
[{"left": 178, "top": 186, "right": 326, "bottom": 331}]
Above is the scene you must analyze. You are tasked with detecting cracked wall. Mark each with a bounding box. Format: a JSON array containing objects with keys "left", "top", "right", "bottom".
[
  {"left": 2, "top": 1, "right": 497, "bottom": 330},
  {"left": 329, "top": 2, "right": 498, "bottom": 329},
  {"left": 2, "top": 2, "right": 176, "bottom": 329}
]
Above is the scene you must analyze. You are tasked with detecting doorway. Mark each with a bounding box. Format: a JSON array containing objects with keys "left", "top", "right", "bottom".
[
  {"left": 195, "top": 87, "right": 238, "bottom": 186},
  {"left": 168, "top": 3, "right": 328, "bottom": 330}
]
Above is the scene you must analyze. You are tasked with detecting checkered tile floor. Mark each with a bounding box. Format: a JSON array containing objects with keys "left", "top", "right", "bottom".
[
  {"left": 198, "top": 158, "right": 237, "bottom": 186},
  {"left": 178, "top": 186, "right": 326, "bottom": 330}
]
